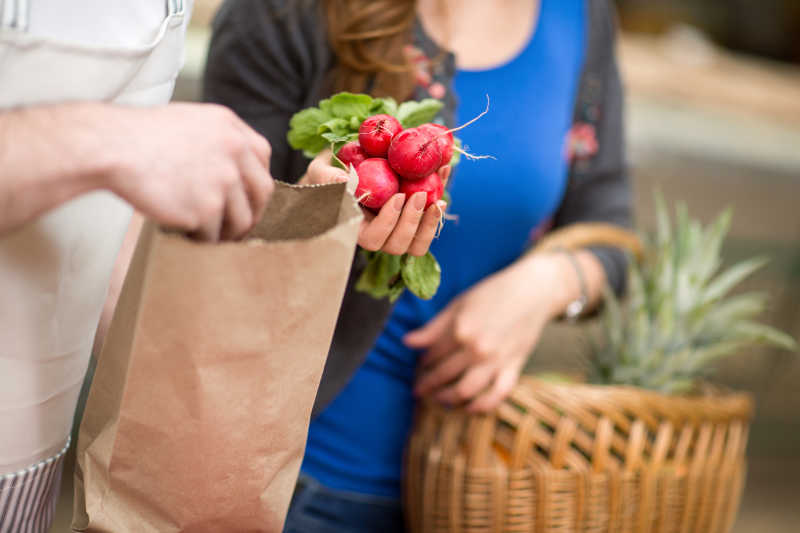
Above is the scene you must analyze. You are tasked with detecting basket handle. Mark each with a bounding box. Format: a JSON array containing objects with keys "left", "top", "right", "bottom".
[{"left": 529, "top": 222, "right": 643, "bottom": 261}]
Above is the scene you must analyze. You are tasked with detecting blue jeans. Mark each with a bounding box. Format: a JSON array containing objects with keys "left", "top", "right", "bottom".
[{"left": 283, "top": 475, "right": 405, "bottom": 533}]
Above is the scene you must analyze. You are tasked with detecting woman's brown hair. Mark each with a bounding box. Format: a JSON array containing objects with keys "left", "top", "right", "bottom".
[{"left": 323, "top": 0, "right": 418, "bottom": 101}]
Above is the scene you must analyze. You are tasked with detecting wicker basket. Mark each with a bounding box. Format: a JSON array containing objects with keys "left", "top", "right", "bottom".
[
  {"left": 403, "top": 224, "right": 755, "bottom": 533},
  {"left": 405, "top": 379, "right": 753, "bottom": 533}
]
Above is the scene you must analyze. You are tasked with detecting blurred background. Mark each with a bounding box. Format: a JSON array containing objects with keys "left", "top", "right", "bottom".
[{"left": 50, "top": 1, "right": 800, "bottom": 531}]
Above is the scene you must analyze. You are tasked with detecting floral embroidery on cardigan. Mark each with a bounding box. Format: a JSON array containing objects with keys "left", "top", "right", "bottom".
[
  {"left": 528, "top": 217, "right": 554, "bottom": 245},
  {"left": 566, "top": 122, "right": 599, "bottom": 163},
  {"left": 405, "top": 44, "right": 447, "bottom": 99}
]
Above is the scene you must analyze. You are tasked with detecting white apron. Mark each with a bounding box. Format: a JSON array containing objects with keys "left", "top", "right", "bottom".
[{"left": 0, "top": 0, "right": 191, "bottom": 493}]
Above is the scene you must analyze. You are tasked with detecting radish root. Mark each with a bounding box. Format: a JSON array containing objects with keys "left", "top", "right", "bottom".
[
  {"left": 434, "top": 203, "right": 446, "bottom": 238},
  {"left": 435, "top": 94, "right": 495, "bottom": 161},
  {"left": 433, "top": 203, "right": 459, "bottom": 238},
  {"left": 443, "top": 94, "right": 491, "bottom": 136},
  {"left": 454, "top": 145, "right": 495, "bottom": 161}
]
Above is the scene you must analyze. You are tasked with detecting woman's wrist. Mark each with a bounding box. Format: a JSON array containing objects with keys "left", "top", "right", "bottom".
[{"left": 512, "top": 252, "right": 581, "bottom": 320}]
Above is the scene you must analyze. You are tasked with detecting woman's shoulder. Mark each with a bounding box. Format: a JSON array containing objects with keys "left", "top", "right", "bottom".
[
  {"left": 585, "top": 0, "right": 618, "bottom": 51},
  {"left": 206, "top": 0, "right": 333, "bottom": 90},
  {"left": 211, "top": 0, "right": 325, "bottom": 40}
]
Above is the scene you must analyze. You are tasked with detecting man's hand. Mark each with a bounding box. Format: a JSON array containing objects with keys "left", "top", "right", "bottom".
[
  {"left": 0, "top": 102, "right": 274, "bottom": 241},
  {"left": 106, "top": 103, "right": 274, "bottom": 241}
]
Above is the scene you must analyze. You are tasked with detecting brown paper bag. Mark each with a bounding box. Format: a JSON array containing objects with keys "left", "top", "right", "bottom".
[{"left": 72, "top": 181, "right": 362, "bottom": 533}]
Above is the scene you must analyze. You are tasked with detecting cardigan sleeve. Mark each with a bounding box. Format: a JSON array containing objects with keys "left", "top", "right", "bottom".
[
  {"left": 203, "top": 0, "right": 399, "bottom": 420},
  {"left": 553, "top": 0, "right": 632, "bottom": 295},
  {"left": 203, "top": 0, "right": 333, "bottom": 183}
]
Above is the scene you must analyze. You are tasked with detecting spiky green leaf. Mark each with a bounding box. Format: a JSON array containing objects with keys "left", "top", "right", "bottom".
[
  {"left": 732, "top": 321, "right": 798, "bottom": 351},
  {"left": 701, "top": 257, "right": 768, "bottom": 305},
  {"left": 591, "top": 196, "right": 796, "bottom": 394}
]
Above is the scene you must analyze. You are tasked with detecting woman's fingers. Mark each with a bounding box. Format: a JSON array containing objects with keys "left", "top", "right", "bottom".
[
  {"left": 333, "top": 159, "right": 449, "bottom": 254},
  {"left": 382, "top": 192, "right": 427, "bottom": 255},
  {"left": 414, "top": 350, "right": 470, "bottom": 397},
  {"left": 405, "top": 303, "right": 456, "bottom": 351},
  {"left": 408, "top": 201, "right": 446, "bottom": 257},
  {"left": 435, "top": 363, "right": 496, "bottom": 406},
  {"left": 302, "top": 150, "right": 348, "bottom": 185},
  {"left": 466, "top": 365, "right": 520, "bottom": 413},
  {"left": 359, "top": 194, "right": 406, "bottom": 250},
  {"left": 417, "top": 334, "right": 459, "bottom": 372}
]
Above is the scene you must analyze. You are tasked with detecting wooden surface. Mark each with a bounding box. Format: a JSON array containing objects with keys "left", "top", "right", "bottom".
[{"left": 619, "top": 31, "right": 800, "bottom": 127}]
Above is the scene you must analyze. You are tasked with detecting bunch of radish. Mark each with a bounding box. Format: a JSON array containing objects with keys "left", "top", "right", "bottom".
[
  {"left": 287, "top": 92, "right": 488, "bottom": 301},
  {"left": 338, "top": 115, "right": 452, "bottom": 211}
]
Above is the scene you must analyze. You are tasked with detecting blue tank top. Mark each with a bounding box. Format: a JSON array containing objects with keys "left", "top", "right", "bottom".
[{"left": 302, "top": 0, "right": 587, "bottom": 498}]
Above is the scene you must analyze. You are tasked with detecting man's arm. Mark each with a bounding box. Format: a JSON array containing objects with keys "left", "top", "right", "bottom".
[
  {"left": 0, "top": 101, "right": 275, "bottom": 240},
  {"left": 0, "top": 104, "right": 110, "bottom": 233}
]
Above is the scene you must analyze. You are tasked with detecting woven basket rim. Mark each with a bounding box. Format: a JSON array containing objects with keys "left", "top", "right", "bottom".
[
  {"left": 421, "top": 377, "right": 754, "bottom": 424},
  {"left": 513, "top": 376, "right": 754, "bottom": 420},
  {"left": 519, "top": 376, "right": 754, "bottom": 399}
]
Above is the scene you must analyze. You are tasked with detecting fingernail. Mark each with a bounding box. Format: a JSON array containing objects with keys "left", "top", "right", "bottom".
[
  {"left": 393, "top": 194, "right": 406, "bottom": 211},
  {"left": 413, "top": 192, "right": 427, "bottom": 211},
  {"left": 436, "top": 200, "right": 448, "bottom": 210}
]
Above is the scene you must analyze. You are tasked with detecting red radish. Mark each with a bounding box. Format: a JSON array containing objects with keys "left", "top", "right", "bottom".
[
  {"left": 355, "top": 158, "right": 400, "bottom": 209},
  {"left": 358, "top": 114, "right": 403, "bottom": 157},
  {"left": 337, "top": 141, "right": 368, "bottom": 169},
  {"left": 387, "top": 127, "right": 443, "bottom": 181},
  {"left": 399, "top": 171, "right": 444, "bottom": 209},
  {"left": 419, "top": 123, "right": 454, "bottom": 167}
]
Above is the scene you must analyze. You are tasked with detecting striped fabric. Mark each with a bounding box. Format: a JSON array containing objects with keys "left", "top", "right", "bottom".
[{"left": 0, "top": 438, "right": 68, "bottom": 533}]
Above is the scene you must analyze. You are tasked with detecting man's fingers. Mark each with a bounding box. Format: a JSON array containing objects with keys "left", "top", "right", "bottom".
[
  {"left": 238, "top": 147, "right": 274, "bottom": 229},
  {"left": 230, "top": 113, "right": 272, "bottom": 170},
  {"left": 193, "top": 211, "right": 223, "bottom": 242},
  {"left": 220, "top": 182, "right": 253, "bottom": 241},
  {"left": 226, "top": 114, "right": 273, "bottom": 231}
]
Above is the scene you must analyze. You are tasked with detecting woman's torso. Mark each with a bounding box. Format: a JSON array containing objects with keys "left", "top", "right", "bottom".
[{"left": 303, "top": 0, "right": 587, "bottom": 498}]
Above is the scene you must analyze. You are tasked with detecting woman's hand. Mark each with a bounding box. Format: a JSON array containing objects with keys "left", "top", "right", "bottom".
[
  {"left": 301, "top": 150, "right": 449, "bottom": 256},
  {"left": 405, "top": 251, "right": 605, "bottom": 412}
]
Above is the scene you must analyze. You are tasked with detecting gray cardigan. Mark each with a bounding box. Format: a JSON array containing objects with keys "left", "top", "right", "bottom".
[{"left": 203, "top": 0, "right": 631, "bottom": 418}]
